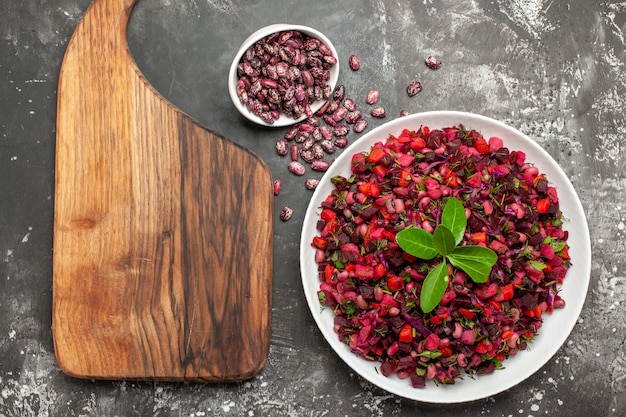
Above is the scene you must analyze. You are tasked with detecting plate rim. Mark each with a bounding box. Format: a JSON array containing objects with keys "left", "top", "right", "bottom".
[{"left": 299, "top": 110, "right": 591, "bottom": 403}]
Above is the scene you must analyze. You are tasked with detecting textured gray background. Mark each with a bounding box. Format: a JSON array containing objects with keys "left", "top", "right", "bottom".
[{"left": 1, "top": 0, "right": 625, "bottom": 416}]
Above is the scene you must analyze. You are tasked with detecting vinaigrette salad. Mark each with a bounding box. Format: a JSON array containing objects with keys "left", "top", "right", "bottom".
[{"left": 311, "top": 125, "right": 570, "bottom": 388}]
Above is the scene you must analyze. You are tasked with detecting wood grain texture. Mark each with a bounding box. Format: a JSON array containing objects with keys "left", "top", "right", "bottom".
[{"left": 52, "top": 0, "right": 273, "bottom": 381}]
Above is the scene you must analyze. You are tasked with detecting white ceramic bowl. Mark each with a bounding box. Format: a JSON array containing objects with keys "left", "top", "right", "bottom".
[
  {"left": 228, "top": 24, "right": 340, "bottom": 127},
  {"left": 300, "top": 111, "right": 591, "bottom": 403}
]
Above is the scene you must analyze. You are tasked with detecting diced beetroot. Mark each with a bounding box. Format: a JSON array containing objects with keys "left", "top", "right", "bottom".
[
  {"left": 397, "top": 153, "right": 416, "bottom": 167},
  {"left": 355, "top": 264, "right": 374, "bottom": 279}
]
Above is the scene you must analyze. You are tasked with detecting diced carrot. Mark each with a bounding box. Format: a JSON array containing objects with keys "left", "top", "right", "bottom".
[
  {"left": 367, "top": 146, "right": 386, "bottom": 163},
  {"left": 312, "top": 236, "right": 327, "bottom": 249},
  {"left": 387, "top": 275, "right": 404, "bottom": 291},
  {"left": 474, "top": 137, "right": 490, "bottom": 154},
  {"left": 536, "top": 198, "right": 550, "bottom": 214},
  {"left": 399, "top": 324, "right": 413, "bottom": 343}
]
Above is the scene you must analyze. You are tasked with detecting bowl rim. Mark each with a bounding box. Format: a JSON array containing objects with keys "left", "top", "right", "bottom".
[{"left": 228, "top": 23, "right": 340, "bottom": 128}]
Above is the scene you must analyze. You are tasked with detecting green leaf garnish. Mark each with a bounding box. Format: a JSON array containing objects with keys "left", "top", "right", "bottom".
[
  {"left": 396, "top": 197, "right": 498, "bottom": 312},
  {"left": 420, "top": 262, "right": 449, "bottom": 313},
  {"left": 395, "top": 227, "right": 438, "bottom": 260},
  {"left": 447, "top": 246, "right": 497, "bottom": 283},
  {"left": 441, "top": 196, "right": 466, "bottom": 245},
  {"left": 433, "top": 225, "right": 456, "bottom": 257}
]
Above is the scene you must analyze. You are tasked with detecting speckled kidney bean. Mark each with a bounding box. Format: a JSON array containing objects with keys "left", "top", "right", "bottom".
[
  {"left": 305, "top": 178, "right": 320, "bottom": 190},
  {"left": 273, "top": 179, "right": 282, "bottom": 195},
  {"left": 333, "top": 84, "right": 345, "bottom": 101},
  {"left": 407, "top": 80, "right": 423, "bottom": 97},
  {"left": 370, "top": 106, "right": 386, "bottom": 118},
  {"left": 300, "top": 149, "right": 315, "bottom": 163},
  {"left": 308, "top": 115, "right": 320, "bottom": 126},
  {"left": 333, "top": 125, "right": 349, "bottom": 137},
  {"left": 279, "top": 206, "right": 294, "bottom": 221},
  {"left": 276, "top": 138, "right": 289, "bottom": 155},
  {"left": 343, "top": 97, "right": 356, "bottom": 112},
  {"left": 353, "top": 118, "right": 368, "bottom": 133},
  {"left": 320, "top": 139, "right": 336, "bottom": 154},
  {"left": 311, "top": 160, "right": 331, "bottom": 171},
  {"left": 425, "top": 55, "right": 442, "bottom": 69},
  {"left": 302, "top": 137, "right": 315, "bottom": 151},
  {"left": 322, "top": 115, "right": 337, "bottom": 127},
  {"left": 332, "top": 106, "right": 348, "bottom": 122},
  {"left": 320, "top": 125, "right": 333, "bottom": 140},
  {"left": 326, "top": 100, "right": 340, "bottom": 115},
  {"left": 288, "top": 161, "right": 306, "bottom": 176},
  {"left": 400, "top": 109, "right": 410, "bottom": 117},
  {"left": 312, "top": 143, "right": 325, "bottom": 159},
  {"left": 348, "top": 54, "right": 360, "bottom": 71},
  {"left": 365, "top": 89, "right": 380, "bottom": 105},
  {"left": 316, "top": 100, "right": 331, "bottom": 116},
  {"left": 294, "top": 131, "right": 309, "bottom": 143},
  {"left": 284, "top": 125, "right": 299, "bottom": 140},
  {"left": 334, "top": 136, "right": 348, "bottom": 148},
  {"left": 290, "top": 144, "right": 299, "bottom": 161},
  {"left": 298, "top": 122, "right": 314, "bottom": 133},
  {"left": 312, "top": 127, "right": 323, "bottom": 141},
  {"left": 345, "top": 110, "right": 362, "bottom": 124}
]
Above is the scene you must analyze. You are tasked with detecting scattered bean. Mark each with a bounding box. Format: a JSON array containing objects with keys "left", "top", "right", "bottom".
[
  {"left": 332, "top": 106, "right": 348, "bottom": 122},
  {"left": 312, "top": 127, "right": 323, "bottom": 141},
  {"left": 345, "top": 110, "right": 362, "bottom": 124},
  {"left": 370, "top": 106, "right": 386, "bottom": 118},
  {"left": 290, "top": 144, "right": 299, "bottom": 161},
  {"left": 305, "top": 178, "right": 320, "bottom": 190},
  {"left": 353, "top": 118, "right": 368, "bottom": 133},
  {"left": 320, "top": 126, "right": 333, "bottom": 140},
  {"left": 334, "top": 136, "right": 348, "bottom": 148},
  {"left": 299, "top": 122, "right": 314, "bottom": 133},
  {"left": 273, "top": 179, "right": 282, "bottom": 195},
  {"left": 294, "top": 131, "right": 308, "bottom": 143},
  {"left": 279, "top": 206, "right": 294, "bottom": 221},
  {"left": 425, "top": 55, "right": 442, "bottom": 70},
  {"left": 276, "top": 138, "right": 289, "bottom": 155},
  {"left": 333, "top": 84, "right": 346, "bottom": 101},
  {"left": 322, "top": 115, "right": 337, "bottom": 127},
  {"left": 311, "top": 160, "right": 331, "bottom": 172},
  {"left": 320, "top": 139, "right": 336, "bottom": 154},
  {"left": 288, "top": 161, "right": 306, "bottom": 176},
  {"left": 312, "top": 143, "right": 325, "bottom": 159},
  {"left": 407, "top": 80, "right": 423, "bottom": 97},
  {"left": 365, "top": 89, "right": 380, "bottom": 105},
  {"left": 316, "top": 100, "right": 331, "bottom": 116},
  {"left": 302, "top": 137, "right": 315, "bottom": 151},
  {"left": 333, "top": 125, "right": 350, "bottom": 137},
  {"left": 300, "top": 149, "right": 315, "bottom": 163},
  {"left": 326, "top": 100, "right": 340, "bottom": 115},
  {"left": 284, "top": 125, "right": 299, "bottom": 140},
  {"left": 348, "top": 54, "right": 360, "bottom": 71},
  {"left": 343, "top": 98, "right": 356, "bottom": 112}
]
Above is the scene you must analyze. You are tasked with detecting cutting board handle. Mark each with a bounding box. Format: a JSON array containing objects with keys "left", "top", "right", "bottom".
[{"left": 53, "top": 0, "right": 273, "bottom": 382}]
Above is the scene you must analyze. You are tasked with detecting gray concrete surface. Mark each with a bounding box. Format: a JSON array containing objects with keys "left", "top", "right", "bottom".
[{"left": 1, "top": 0, "right": 624, "bottom": 415}]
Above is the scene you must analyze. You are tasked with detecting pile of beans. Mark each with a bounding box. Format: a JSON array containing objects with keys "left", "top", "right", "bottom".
[{"left": 241, "top": 30, "right": 442, "bottom": 221}]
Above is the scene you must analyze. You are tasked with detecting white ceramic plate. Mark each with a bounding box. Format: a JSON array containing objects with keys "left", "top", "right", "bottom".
[
  {"left": 228, "top": 24, "right": 339, "bottom": 127},
  {"left": 299, "top": 111, "right": 591, "bottom": 403}
]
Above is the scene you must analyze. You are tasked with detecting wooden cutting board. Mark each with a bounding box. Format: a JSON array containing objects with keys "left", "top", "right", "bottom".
[{"left": 52, "top": 0, "right": 273, "bottom": 381}]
